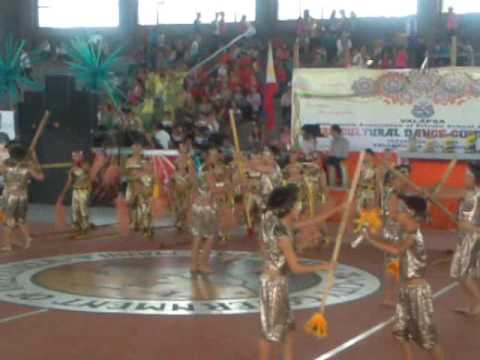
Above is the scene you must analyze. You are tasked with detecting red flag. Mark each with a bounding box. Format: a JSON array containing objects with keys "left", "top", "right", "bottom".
[{"left": 263, "top": 43, "right": 278, "bottom": 132}]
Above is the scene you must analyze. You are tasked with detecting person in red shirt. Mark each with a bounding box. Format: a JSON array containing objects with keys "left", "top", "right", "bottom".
[
  {"left": 395, "top": 47, "right": 408, "bottom": 68},
  {"left": 447, "top": 7, "right": 459, "bottom": 36}
]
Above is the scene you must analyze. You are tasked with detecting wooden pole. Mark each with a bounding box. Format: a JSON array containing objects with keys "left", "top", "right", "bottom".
[
  {"left": 320, "top": 152, "right": 366, "bottom": 313},
  {"left": 380, "top": 158, "right": 457, "bottom": 224},
  {"left": 28, "top": 111, "right": 50, "bottom": 154},
  {"left": 229, "top": 109, "right": 241, "bottom": 154},
  {"left": 433, "top": 158, "right": 457, "bottom": 195},
  {"left": 41, "top": 162, "right": 72, "bottom": 169},
  {"left": 229, "top": 109, "right": 252, "bottom": 229},
  {"left": 451, "top": 35, "right": 457, "bottom": 67}
]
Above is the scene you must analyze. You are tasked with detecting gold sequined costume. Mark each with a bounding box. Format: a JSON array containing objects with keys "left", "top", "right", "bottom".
[
  {"left": 136, "top": 173, "right": 154, "bottom": 238},
  {"left": 393, "top": 230, "right": 438, "bottom": 351},
  {"left": 259, "top": 166, "right": 284, "bottom": 209},
  {"left": 208, "top": 163, "right": 234, "bottom": 239},
  {"left": 382, "top": 187, "right": 401, "bottom": 264},
  {"left": 1, "top": 160, "right": 30, "bottom": 228},
  {"left": 450, "top": 189, "right": 480, "bottom": 279},
  {"left": 191, "top": 180, "right": 217, "bottom": 239},
  {"left": 70, "top": 166, "right": 91, "bottom": 233},
  {"left": 356, "top": 164, "right": 377, "bottom": 211},
  {"left": 172, "top": 173, "right": 193, "bottom": 232},
  {"left": 125, "top": 157, "right": 144, "bottom": 231},
  {"left": 303, "top": 164, "right": 327, "bottom": 214},
  {"left": 259, "top": 210, "right": 295, "bottom": 342}
]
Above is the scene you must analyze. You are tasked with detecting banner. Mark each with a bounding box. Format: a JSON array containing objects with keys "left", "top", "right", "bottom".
[
  {"left": 292, "top": 67, "right": 480, "bottom": 153},
  {"left": 0, "top": 111, "right": 16, "bottom": 141}
]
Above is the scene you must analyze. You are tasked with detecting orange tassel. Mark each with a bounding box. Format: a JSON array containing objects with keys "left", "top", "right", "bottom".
[
  {"left": 387, "top": 259, "right": 401, "bottom": 280},
  {"left": 305, "top": 312, "right": 329, "bottom": 338},
  {"left": 54, "top": 201, "right": 68, "bottom": 231},
  {"left": 115, "top": 195, "right": 130, "bottom": 235}
]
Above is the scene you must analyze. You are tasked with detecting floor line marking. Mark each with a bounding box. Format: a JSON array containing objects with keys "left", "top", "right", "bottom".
[
  {"left": 314, "top": 282, "right": 458, "bottom": 360},
  {"left": 0, "top": 309, "right": 49, "bottom": 324}
]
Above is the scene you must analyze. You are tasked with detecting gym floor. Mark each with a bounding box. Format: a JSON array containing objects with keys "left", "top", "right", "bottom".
[{"left": 0, "top": 206, "right": 478, "bottom": 360}]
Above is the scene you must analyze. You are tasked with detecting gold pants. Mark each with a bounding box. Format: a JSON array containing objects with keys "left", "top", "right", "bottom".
[
  {"left": 72, "top": 188, "right": 90, "bottom": 233},
  {"left": 174, "top": 196, "right": 189, "bottom": 231},
  {"left": 2, "top": 192, "right": 28, "bottom": 228},
  {"left": 393, "top": 283, "right": 438, "bottom": 351},
  {"left": 134, "top": 195, "right": 152, "bottom": 237},
  {"left": 259, "top": 273, "right": 295, "bottom": 342}
]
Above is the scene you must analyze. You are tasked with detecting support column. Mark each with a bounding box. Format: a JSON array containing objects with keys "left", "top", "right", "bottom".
[
  {"left": 256, "top": 0, "right": 278, "bottom": 35},
  {"left": 417, "top": 0, "right": 442, "bottom": 47}
]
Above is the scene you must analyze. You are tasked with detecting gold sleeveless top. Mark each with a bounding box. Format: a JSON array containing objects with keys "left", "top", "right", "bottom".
[
  {"left": 3, "top": 161, "right": 29, "bottom": 195},
  {"left": 71, "top": 166, "right": 91, "bottom": 190}
]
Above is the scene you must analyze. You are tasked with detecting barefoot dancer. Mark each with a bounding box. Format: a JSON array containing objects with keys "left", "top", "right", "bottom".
[
  {"left": 172, "top": 154, "right": 195, "bottom": 233},
  {"left": 380, "top": 165, "right": 411, "bottom": 307},
  {"left": 368, "top": 195, "right": 446, "bottom": 360},
  {"left": 58, "top": 151, "right": 92, "bottom": 237},
  {"left": 259, "top": 184, "right": 334, "bottom": 360},
  {"left": 436, "top": 162, "right": 480, "bottom": 316},
  {"left": 0, "top": 143, "right": 44, "bottom": 252},
  {"left": 191, "top": 174, "right": 217, "bottom": 274},
  {"left": 135, "top": 158, "right": 155, "bottom": 240},
  {"left": 125, "top": 142, "right": 145, "bottom": 232}
]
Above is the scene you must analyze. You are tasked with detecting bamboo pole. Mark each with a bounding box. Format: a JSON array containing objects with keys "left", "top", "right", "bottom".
[
  {"left": 433, "top": 158, "right": 457, "bottom": 195},
  {"left": 41, "top": 162, "right": 72, "bottom": 169},
  {"left": 380, "top": 158, "right": 457, "bottom": 224},
  {"left": 229, "top": 109, "right": 252, "bottom": 229},
  {"left": 28, "top": 111, "right": 50, "bottom": 154},
  {"left": 319, "top": 151, "right": 366, "bottom": 313}
]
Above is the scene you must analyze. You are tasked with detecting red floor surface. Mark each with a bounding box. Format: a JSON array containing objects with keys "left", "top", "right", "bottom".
[{"left": 0, "top": 224, "right": 479, "bottom": 360}]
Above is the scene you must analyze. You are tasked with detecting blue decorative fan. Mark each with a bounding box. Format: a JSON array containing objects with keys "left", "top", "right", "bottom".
[
  {"left": 64, "top": 38, "right": 124, "bottom": 107},
  {"left": 0, "top": 37, "right": 44, "bottom": 106}
]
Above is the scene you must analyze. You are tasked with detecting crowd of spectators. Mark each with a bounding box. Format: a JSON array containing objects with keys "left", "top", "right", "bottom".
[{"left": 87, "top": 8, "right": 477, "bottom": 152}]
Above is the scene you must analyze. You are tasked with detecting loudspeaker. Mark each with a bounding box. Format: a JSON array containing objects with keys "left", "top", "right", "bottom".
[
  {"left": 45, "top": 75, "right": 75, "bottom": 110},
  {"left": 18, "top": 78, "right": 98, "bottom": 203}
]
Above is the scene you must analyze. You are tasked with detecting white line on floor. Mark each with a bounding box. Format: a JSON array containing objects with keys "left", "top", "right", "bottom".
[
  {"left": 314, "top": 282, "right": 459, "bottom": 360},
  {"left": 0, "top": 309, "right": 49, "bottom": 324}
]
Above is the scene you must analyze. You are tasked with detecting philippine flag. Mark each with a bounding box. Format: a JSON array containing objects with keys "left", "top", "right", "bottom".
[{"left": 263, "top": 42, "right": 278, "bottom": 132}]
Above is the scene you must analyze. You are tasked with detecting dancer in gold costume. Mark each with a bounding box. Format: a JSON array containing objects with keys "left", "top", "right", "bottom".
[
  {"left": 0, "top": 142, "right": 44, "bottom": 252},
  {"left": 435, "top": 162, "right": 480, "bottom": 316},
  {"left": 136, "top": 159, "right": 155, "bottom": 240},
  {"left": 191, "top": 173, "right": 217, "bottom": 274},
  {"left": 258, "top": 184, "right": 334, "bottom": 360},
  {"left": 356, "top": 149, "right": 381, "bottom": 212},
  {"left": 58, "top": 151, "right": 92, "bottom": 237},
  {"left": 123, "top": 142, "right": 156, "bottom": 239},
  {"left": 380, "top": 164, "right": 411, "bottom": 307},
  {"left": 367, "top": 195, "right": 445, "bottom": 360},
  {"left": 172, "top": 149, "right": 195, "bottom": 233},
  {"left": 125, "top": 143, "right": 145, "bottom": 232}
]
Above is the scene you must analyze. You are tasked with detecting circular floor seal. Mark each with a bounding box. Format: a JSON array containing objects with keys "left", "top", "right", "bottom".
[{"left": 0, "top": 251, "right": 380, "bottom": 315}]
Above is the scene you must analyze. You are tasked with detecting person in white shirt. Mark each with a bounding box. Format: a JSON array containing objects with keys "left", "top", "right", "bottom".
[
  {"left": 190, "top": 36, "right": 200, "bottom": 59},
  {"left": 246, "top": 89, "right": 262, "bottom": 116},
  {"left": 352, "top": 46, "right": 368, "bottom": 68},
  {"left": 155, "top": 123, "right": 171, "bottom": 149},
  {"left": 20, "top": 51, "right": 32, "bottom": 79},
  {"left": 325, "top": 125, "right": 350, "bottom": 186}
]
